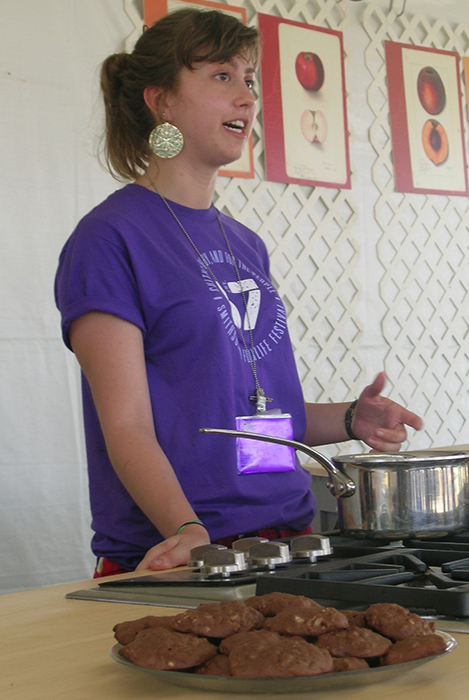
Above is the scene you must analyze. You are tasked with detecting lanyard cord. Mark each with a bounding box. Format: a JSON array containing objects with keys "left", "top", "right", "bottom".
[{"left": 144, "top": 174, "right": 272, "bottom": 412}]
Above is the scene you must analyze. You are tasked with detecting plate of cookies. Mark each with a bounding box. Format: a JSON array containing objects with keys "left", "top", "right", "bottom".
[{"left": 110, "top": 594, "right": 456, "bottom": 693}]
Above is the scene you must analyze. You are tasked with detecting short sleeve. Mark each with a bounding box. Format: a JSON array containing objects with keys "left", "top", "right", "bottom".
[{"left": 54, "top": 220, "right": 146, "bottom": 350}]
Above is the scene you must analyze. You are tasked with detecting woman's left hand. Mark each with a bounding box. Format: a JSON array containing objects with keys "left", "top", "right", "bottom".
[{"left": 352, "top": 372, "right": 423, "bottom": 452}]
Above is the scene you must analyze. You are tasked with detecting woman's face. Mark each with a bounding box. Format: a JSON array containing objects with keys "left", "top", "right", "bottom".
[{"left": 163, "top": 54, "right": 256, "bottom": 171}]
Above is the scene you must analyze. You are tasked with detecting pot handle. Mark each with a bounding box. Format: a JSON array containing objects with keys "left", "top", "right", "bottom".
[{"left": 200, "top": 428, "right": 356, "bottom": 498}]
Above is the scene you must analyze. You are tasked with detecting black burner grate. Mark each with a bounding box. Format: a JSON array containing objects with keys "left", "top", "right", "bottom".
[{"left": 255, "top": 547, "right": 469, "bottom": 617}]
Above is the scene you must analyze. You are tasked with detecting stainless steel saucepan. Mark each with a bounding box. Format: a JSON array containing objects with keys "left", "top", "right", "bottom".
[{"left": 200, "top": 428, "right": 469, "bottom": 540}]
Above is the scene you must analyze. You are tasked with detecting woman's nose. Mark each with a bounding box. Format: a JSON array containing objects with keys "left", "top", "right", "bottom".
[{"left": 236, "top": 84, "right": 256, "bottom": 107}]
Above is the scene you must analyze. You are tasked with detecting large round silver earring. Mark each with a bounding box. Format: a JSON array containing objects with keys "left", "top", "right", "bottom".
[{"left": 148, "top": 122, "right": 184, "bottom": 159}]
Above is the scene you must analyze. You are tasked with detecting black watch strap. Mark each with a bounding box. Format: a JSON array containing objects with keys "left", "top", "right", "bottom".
[{"left": 345, "top": 399, "right": 359, "bottom": 440}]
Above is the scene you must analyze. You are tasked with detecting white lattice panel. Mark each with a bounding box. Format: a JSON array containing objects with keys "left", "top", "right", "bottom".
[
  {"left": 125, "top": 0, "right": 469, "bottom": 449},
  {"left": 363, "top": 2, "right": 469, "bottom": 447}
]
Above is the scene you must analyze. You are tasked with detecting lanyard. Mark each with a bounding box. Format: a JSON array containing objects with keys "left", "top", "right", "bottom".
[{"left": 144, "top": 173, "right": 272, "bottom": 413}]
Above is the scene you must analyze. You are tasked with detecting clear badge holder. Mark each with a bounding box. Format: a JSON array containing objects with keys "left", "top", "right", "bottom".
[{"left": 235, "top": 410, "right": 295, "bottom": 474}]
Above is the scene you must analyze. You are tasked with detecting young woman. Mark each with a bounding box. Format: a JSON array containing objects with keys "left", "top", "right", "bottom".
[{"left": 55, "top": 8, "right": 422, "bottom": 577}]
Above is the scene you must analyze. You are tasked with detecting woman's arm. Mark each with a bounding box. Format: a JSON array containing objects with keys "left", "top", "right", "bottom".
[
  {"left": 304, "top": 372, "right": 423, "bottom": 451},
  {"left": 303, "top": 401, "right": 352, "bottom": 447},
  {"left": 69, "top": 311, "right": 210, "bottom": 570}
]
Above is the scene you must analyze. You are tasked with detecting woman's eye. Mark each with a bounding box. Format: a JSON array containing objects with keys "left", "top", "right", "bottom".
[
  {"left": 246, "top": 78, "right": 255, "bottom": 90},
  {"left": 216, "top": 72, "right": 229, "bottom": 82}
]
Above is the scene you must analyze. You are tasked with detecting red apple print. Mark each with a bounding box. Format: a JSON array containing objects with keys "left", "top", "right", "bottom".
[{"left": 295, "top": 52, "right": 325, "bottom": 91}]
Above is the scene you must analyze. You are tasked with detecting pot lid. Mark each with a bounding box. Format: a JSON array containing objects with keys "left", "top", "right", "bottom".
[{"left": 334, "top": 449, "right": 469, "bottom": 467}]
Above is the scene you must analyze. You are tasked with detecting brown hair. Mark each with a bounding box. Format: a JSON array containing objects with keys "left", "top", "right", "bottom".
[{"left": 100, "top": 8, "right": 260, "bottom": 181}]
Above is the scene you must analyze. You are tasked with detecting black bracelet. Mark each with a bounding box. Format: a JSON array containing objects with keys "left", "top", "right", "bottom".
[{"left": 344, "top": 399, "right": 359, "bottom": 440}]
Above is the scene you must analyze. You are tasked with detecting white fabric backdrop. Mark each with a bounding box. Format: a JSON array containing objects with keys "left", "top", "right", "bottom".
[
  {"left": 1, "top": 0, "right": 468, "bottom": 594},
  {"left": 1, "top": 0, "right": 131, "bottom": 592}
]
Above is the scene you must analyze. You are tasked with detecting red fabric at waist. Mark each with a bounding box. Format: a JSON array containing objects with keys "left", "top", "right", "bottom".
[{"left": 212, "top": 525, "right": 313, "bottom": 549}]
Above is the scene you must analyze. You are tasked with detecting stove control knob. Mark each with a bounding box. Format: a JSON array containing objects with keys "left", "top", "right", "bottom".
[
  {"left": 290, "top": 535, "right": 332, "bottom": 561},
  {"left": 231, "top": 537, "right": 268, "bottom": 563},
  {"left": 187, "top": 543, "right": 227, "bottom": 569},
  {"left": 247, "top": 541, "right": 292, "bottom": 568},
  {"left": 199, "top": 548, "right": 247, "bottom": 576},
  {"left": 232, "top": 536, "right": 269, "bottom": 551}
]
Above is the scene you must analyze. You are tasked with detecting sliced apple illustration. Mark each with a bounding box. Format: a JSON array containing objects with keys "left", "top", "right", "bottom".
[{"left": 300, "top": 109, "right": 328, "bottom": 144}]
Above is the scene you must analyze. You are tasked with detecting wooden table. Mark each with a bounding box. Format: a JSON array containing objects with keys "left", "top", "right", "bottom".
[{"left": 1, "top": 572, "right": 468, "bottom": 699}]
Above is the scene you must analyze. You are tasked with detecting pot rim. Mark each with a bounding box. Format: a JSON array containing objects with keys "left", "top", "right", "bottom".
[{"left": 334, "top": 449, "right": 469, "bottom": 467}]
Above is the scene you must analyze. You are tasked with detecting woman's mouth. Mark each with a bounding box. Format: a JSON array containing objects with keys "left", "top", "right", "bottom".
[{"left": 223, "top": 119, "right": 246, "bottom": 135}]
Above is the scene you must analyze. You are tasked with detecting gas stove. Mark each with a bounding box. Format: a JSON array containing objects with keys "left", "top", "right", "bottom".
[{"left": 66, "top": 533, "right": 469, "bottom": 631}]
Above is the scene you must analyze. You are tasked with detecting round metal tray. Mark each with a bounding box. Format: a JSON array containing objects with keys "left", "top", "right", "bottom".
[{"left": 110, "top": 630, "right": 456, "bottom": 693}]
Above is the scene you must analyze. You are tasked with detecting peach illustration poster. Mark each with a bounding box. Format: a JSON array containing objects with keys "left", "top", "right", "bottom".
[
  {"left": 259, "top": 14, "right": 350, "bottom": 189},
  {"left": 385, "top": 41, "right": 467, "bottom": 196}
]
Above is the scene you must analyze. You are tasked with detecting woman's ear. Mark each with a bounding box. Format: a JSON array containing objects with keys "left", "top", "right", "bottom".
[{"left": 143, "top": 85, "right": 164, "bottom": 123}]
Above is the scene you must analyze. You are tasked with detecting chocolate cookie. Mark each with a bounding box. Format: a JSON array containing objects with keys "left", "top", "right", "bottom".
[
  {"left": 332, "top": 656, "right": 369, "bottom": 672},
  {"left": 170, "top": 600, "right": 264, "bottom": 638},
  {"left": 195, "top": 653, "right": 232, "bottom": 676},
  {"left": 229, "top": 635, "right": 333, "bottom": 677},
  {"left": 263, "top": 606, "right": 349, "bottom": 637},
  {"left": 342, "top": 610, "right": 367, "bottom": 628},
  {"left": 380, "top": 634, "right": 447, "bottom": 666},
  {"left": 315, "top": 625, "right": 393, "bottom": 658},
  {"left": 113, "top": 614, "right": 176, "bottom": 645},
  {"left": 365, "top": 603, "right": 436, "bottom": 641},
  {"left": 219, "top": 628, "right": 281, "bottom": 655},
  {"left": 245, "top": 592, "right": 322, "bottom": 617},
  {"left": 118, "top": 627, "right": 217, "bottom": 670}
]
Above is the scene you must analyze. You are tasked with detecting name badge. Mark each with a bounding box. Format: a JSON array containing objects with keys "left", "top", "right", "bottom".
[{"left": 235, "top": 412, "right": 295, "bottom": 474}]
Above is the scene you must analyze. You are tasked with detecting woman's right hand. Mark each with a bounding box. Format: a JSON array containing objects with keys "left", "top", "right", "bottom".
[{"left": 135, "top": 524, "right": 211, "bottom": 571}]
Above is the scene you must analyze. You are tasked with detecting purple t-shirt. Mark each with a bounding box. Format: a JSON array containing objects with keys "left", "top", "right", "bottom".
[{"left": 55, "top": 184, "right": 315, "bottom": 569}]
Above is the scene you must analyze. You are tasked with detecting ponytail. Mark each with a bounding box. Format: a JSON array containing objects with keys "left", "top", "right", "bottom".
[{"left": 100, "top": 52, "right": 153, "bottom": 181}]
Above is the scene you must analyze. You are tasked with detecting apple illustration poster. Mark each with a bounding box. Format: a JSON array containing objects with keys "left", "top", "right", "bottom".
[
  {"left": 385, "top": 41, "right": 468, "bottom": 196},
  {"left": 143, "top": 0, "right": 254, "bottom": 179},
  {"left": 259, "top": 14, "right": 350, "bottom": 189}
]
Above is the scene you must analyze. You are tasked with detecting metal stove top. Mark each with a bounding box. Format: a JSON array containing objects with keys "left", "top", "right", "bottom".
[{"left": 66, "top": 533, "right": 469, "bottom": 631}]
